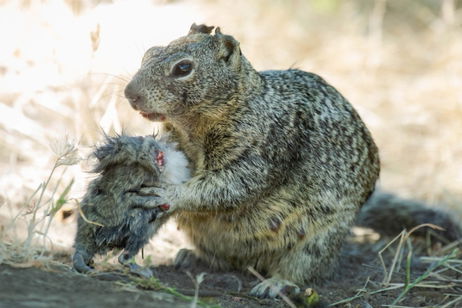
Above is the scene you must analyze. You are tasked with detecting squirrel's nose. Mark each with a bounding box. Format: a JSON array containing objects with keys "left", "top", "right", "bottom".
[{"left": 124, "top": 82, "right": 145, "bottom": 109}]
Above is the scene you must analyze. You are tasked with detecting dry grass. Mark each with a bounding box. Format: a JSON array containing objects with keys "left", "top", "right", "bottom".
[
  {"left": 0, "top": 0, "right": 461, "bottom": 306},
  {"left": 331, "top": 226, "right": 462, "bottom": 307}
]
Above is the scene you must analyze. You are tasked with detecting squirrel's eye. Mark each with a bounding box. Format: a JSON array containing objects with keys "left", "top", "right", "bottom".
[{"left": 171, "top": 60, "right": 193, "bottom": 78}]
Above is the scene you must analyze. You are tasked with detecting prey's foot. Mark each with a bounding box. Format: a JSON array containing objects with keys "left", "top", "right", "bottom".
[
  {"left": 250, "top": 276, "right": 300, "bottom": 299},
  {"left": 118, "top": 252, "right": 153, "bottom": 278},
  {"left": 73, "top": 251, "right": 95, "bottom": 274},
  {"left": 174, "top": 248, "right": 200, "bottom": 269},
  {"left": 127, "top": 263, "right": 153, "bottom": 278}
]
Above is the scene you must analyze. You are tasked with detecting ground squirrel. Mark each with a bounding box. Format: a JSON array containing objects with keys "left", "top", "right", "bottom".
[
  {"left": 124, "top": 24, "right": 460, "bottom": 297},
  {"left": 73, "top": 135, "right": 190, "bottom": 277}
]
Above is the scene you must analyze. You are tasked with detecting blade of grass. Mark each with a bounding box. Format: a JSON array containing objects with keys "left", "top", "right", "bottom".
[
  {"left": 440, "top": 295, "right": 462, "bottom": 308},
  {"left": 74, "top": 199, "right": 104, "bottom": 227},
  {"left": 391, "top": 249, "right": 458, "bottom": 305},
  {"left": 405, "top": 238, "right": 412, "bottom": 287}
]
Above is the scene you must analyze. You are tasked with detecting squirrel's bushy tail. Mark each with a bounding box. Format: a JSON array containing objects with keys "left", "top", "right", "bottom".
[{"left": 356, "top": 191, "right": 462, "bottom": 242}]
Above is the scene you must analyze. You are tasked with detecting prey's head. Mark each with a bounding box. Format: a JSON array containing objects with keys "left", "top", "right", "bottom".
[
  {"left": 93, "top": 135, "right": 164, "bottom": 175},
  {"left": 124, "top": 23, "right": 245, "bottom": 121}
]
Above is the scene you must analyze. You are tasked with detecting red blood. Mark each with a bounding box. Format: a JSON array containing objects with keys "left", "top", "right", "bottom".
[
  {"left": 156, "top": 151, "right": 165, "bottom": 166},
  {"left": 160, "top": 204, "right": 170, "bottom": 211}
]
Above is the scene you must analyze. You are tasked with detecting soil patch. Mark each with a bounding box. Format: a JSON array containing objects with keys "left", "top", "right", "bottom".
[{"left": 0, "top": 237, "right": 459, "bottom": 307}]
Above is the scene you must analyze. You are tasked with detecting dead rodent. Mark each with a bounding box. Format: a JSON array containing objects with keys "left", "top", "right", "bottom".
[
  {"left": 73, "top": 134, "right": 190, "bottom": 277},
  {"left": 123, "top": 24, "right": 460, "bottom": 297}
]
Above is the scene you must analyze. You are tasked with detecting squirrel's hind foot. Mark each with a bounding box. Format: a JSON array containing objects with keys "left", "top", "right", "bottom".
[
  {"left": 249, "top": 276, "right": 300, "bottom": 299},
  {"left": 174, "top": 248, "right": 199, "bottom": 269}
]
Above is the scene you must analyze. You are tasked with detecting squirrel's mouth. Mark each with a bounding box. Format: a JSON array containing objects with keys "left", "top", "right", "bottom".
[{"left": 140, "top": 112, "right": 166, "bottom": 122}]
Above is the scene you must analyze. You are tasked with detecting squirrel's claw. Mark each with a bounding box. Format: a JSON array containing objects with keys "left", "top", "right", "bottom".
[
  {"left": 137, "top": 186, "right": 176, "bottom": 211},
  {"left": 137, "top": 186, "right": 163, "bottom": 196},
  {"left": 124, "top": 192, "right": 167, "bottom": 210}
]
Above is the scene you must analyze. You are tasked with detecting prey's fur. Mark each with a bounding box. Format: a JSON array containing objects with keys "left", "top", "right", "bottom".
[{"left": 73, "top": 135, "right": 190, "bottom": 277}]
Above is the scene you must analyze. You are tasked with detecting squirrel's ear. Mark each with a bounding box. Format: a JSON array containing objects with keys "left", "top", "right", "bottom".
[
  {"left": 188, "top": 23, "right": 215, "bottom": 35},
  {"left": 215, "top": 27, "right": 241, "bottom": 69}
]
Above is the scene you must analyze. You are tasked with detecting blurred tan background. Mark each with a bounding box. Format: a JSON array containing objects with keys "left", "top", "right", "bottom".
[{"left": 0, "top": 0, "right": 461, "bottom": 258}]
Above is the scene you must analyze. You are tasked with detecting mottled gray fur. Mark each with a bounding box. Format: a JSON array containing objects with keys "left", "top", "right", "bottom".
[{"left": 123, "top": 24, "right": 460, "bottom": 297}]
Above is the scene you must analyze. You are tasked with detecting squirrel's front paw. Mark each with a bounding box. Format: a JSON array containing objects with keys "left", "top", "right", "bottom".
[
  {"left": 127, "top": 186, "right": 174, "bottom": 210},
  {"left": 125, "top": 192, "right": 167, "bottom": 210},
  {"left": 138, "top": 185, "right": 181, "bottom": 211},
  {"left": 249, "top": 276, "right": 300, "bottom": 299}
]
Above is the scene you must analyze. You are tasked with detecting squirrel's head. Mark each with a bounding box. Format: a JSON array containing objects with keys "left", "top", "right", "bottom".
[
  {"left": 93, "top": 135, "right": 163, "bottom": 175},
  {"left": 124, "top": 23, "right": 253, "bottom": 122}
]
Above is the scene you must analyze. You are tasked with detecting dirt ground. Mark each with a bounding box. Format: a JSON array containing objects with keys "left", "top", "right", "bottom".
[{"left": 1, "top": 234, "right": 459, "bottom": 308}]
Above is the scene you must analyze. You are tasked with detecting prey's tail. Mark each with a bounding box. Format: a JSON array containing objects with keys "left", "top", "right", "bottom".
[{"left": 356, "top": 191, "right": 462, "bottom": 242}]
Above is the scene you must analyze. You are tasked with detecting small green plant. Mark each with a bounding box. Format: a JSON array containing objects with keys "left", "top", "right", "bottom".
[
  {"left": 142, "top": 254, "right": 153, "bottom": 267},
  {"left": 186, "top": 271, "right": 206, "bottom": 308},
  {"left": 133, "top": 276, "right": 220, "bottom": 308},
  {"left": 7, "top": 136, "right": 80, "bottom": 262}
]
